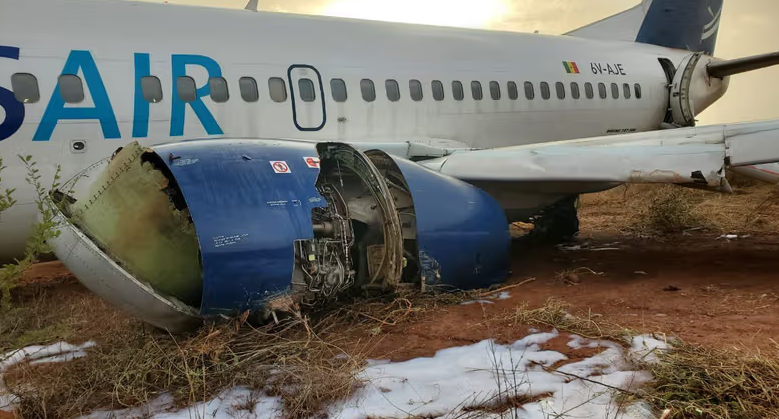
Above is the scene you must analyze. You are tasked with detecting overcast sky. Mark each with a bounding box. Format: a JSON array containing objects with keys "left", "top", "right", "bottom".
[{"left": 147, "top": 0, "right": 778, "bottom": 125}]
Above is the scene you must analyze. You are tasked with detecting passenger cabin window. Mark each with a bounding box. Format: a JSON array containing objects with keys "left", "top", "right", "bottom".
[
  {"left": 585, "top": 82, "right": 594, "bottom": 99},
  {"left": 11, "top": 73, "right": 40, "bottom": 103},
  {"left": 239, "top": 77, "right": 259, "bottom": 102},
  {"left": 298, "top": 78, "right": 316, "bottom": 102},
  {"left": 140, "top": 76, "right": 163, "bottom": 103},
  {"left": 209, "top": 77, "right": 229, "bottom": 103},
  {"left": 386, "top": 79, "right": 400, "bottom": 102},
  {"left": 409, "top": 79, "right": 423, "bottom": 101},
  {"left": 59, "top": 74, "right": 84, "bottom": 103},
  {"left": 176, "top": 76, "right": 196, "bottom": 103},
  {"left": 268, "top": 77, "right": 288, "bottom": 103},
  {"left": 611, "top": 83, "right": 619, "bottom": 99},
  {"left": 570, "top": 82, "right": 580, "bottom": 100},
  {"left": 598, "top": 82, "right": 607, "bottom": 99},
  {"left": 471, "top": 81, "right": 483, "bottom": 100},
  {"left": 524, "top": 82, "right": 534, "bottom": 100},
  {"left": 634, "top": 83, "right": 642, "bottom": 99},
  {"left": 330, "top": 78, "right": 347, "bottom": 102},
  {"left": 540, "top": 82, "right": 550, "bottom": 100},
  {"left": 623, "top": 83, "right": 631, "bottom": 99},
  {"left": 432, "top": 80, "right": 444, "bottom": 101},
  {"left": 555, "top": 82, "right": 565, "bottom": 99},
  {"left": 489, "top": 81, "right": 500, "bottom": 100},
  {"left": 452, "top": 81, "right": 464, "bottom": 101},
  {"left": 507, "top": 82, "right": 518, "bottom": 100},
  {"left": 360, "top": 79, "right": 376, "bottom": 102}
]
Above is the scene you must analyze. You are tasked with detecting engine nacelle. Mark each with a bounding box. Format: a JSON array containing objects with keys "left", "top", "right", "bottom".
[
  {"left": 50, "top": 140, "right": 509, "bottom": 331},
  {"left": 669, "top": 52, "right": 730, "bottom": 127}
]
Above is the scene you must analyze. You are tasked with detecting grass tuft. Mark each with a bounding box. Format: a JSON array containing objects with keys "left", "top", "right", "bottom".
[
  {"left": 634, "top": 186, "right": 701, "bottom": 234},
  {"left": 643, "top": 341, "right": 779, "bottom": 419},
  {"left": 510, "top": 298, "right": 633, "bottom": 342}
]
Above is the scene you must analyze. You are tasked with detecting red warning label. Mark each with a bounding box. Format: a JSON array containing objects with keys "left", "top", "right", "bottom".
[
  {"left": 304, "top": 157, "right": 320, "bottom": 169},
  {"left": 270, "top": 161, "right": 291, "bottom": 174}
]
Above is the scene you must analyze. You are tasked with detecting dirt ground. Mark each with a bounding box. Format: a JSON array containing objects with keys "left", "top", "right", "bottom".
[{"left": 15, "top": 189, "right": 779, "bottom": 365}]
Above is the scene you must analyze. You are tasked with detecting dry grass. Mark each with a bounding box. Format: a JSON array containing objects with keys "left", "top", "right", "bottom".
[
  {"left": 0, "top": 282, "right": 87, "bottom": 353},
  {"left": 643, "top": 341, "right": 779, "bottom": 419},
  {"left": 3, "top": 290, "right": 474, "bottom": 419},
  {"left": 579, "top": 181, "right": 779, "bottom": 237},
  {"left": 6, "top": 312, "right": 358, "bottom": 419},
  {"left": 637, "top": 186, "right": 701, "bottom": 234},
  {"left": 508, "top": 298, "right": 634, "bottom": 342}
]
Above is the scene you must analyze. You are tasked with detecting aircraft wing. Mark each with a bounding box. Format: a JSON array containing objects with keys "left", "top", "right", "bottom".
[{"left": 418, "top": 120, "right": 779, "bottom": 193}]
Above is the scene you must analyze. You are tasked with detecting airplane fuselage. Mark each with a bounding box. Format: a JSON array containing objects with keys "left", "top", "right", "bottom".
[{"left": 0, "top": 0, "right": 714, "bottom": 259}]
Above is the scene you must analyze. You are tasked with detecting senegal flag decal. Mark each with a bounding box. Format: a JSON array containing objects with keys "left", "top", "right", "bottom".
[{"left": 563, "top": 61, "right": 581, "bottom": 74}]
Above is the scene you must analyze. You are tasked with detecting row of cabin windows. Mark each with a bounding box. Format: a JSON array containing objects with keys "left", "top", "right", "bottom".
[{"left": 9, "top": 73, "right": 644, "bottom": 105}]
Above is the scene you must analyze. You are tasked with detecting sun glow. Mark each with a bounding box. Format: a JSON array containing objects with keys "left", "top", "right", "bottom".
[{"left": 321, "top": 0, "right": 510, "bottom": 28}]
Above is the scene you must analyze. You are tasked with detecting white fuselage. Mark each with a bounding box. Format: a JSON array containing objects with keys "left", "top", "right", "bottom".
[{"left": 0, "top": 0, "right": 711, "bottom": 259}]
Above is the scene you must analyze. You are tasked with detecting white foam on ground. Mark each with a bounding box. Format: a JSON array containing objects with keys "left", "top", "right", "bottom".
[
  {"left": 461, "top": 300, "right": 494, "bottom": 305},
  {"left": 4, "top": 334, "right": 668, "bottom": 419},
  {"left": 629, "top": 335, "right": 670, "bottom": 364},
  {"left": 85, "top": 388, "right": 282, "bottom": 419},
  {"left": 331, "top": 332, "right": 661, "bottom": 419}
]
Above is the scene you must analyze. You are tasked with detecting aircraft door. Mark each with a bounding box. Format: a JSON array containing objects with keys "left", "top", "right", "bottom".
[{"left": 287, "top": 65, "right": 326, "bottom": 131}]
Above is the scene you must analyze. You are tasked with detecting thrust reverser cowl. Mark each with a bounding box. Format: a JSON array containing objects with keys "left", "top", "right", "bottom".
[
  {"left": 50, "top": 140, "right": 510, "bottom": 332},
  {"left": 670, "top": 52, "right": 730, "bottom": 127}
]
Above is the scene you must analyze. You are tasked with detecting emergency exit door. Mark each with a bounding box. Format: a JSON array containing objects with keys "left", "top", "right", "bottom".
[{"left": 287, "top": 65, "right": 326, "bottom": 131}]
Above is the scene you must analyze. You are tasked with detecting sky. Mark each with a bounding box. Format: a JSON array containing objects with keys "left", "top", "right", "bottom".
[{"left": 144, "top": 0, "right": 779, "bottom": 125}]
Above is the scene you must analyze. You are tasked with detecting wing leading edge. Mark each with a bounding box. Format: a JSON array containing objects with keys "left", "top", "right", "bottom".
[{"left": 419, "top": 120, "right": 779, "bottom": 194}]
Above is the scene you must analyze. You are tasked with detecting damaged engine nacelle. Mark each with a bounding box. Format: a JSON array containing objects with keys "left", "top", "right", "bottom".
[
  {"left": 49, "top": 140, "right": 509, "bottom": 332},
  {"left": 668, "top": 52, "right": 730, "bottom": 128}
]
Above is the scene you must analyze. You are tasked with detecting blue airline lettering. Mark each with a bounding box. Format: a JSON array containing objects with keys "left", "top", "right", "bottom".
[
  {"left": 170, "top": 54, "right": 223, "bottom": 137},
  {"left": 34, "top": 50, "right": 120, "bottom": 142},
  {"left": 1, "top": 48, "right": 226, "bottom": 142},
  {"left": 132, "top": 53, "right": 151, "bottom": 138},
  {"left": 0, "top": 46, "right": 25, "bottom": 142}
]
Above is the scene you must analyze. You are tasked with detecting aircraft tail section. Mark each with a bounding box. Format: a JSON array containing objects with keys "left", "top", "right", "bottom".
[
  {"left": 636, "top": 0, "right": 722, "bottom": 55},
  {"left": 566, "top": 0, "right": 723, "bottom": 56},
  {"left": 564, "top": 0, "right": 652, "bottom": 43}
]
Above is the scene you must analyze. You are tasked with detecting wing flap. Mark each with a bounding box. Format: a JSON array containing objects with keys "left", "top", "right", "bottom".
[{"left": 725, "top": 122, "right": 779, "bottom": 166}]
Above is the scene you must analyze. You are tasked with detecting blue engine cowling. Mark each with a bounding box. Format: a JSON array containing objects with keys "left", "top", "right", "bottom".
[{"left": 51, "top": 140, "right": 509, "bottom": 331}]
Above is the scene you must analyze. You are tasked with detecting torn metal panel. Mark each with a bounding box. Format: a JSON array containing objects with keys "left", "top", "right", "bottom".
[
  {"left": 50, "top": 211, "right": 201, "bottom": 332},
  {"left": 68, "top": 142, "right": 202, "bottom": 307}
]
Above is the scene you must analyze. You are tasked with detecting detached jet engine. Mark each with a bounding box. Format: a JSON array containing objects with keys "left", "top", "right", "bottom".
[{"left": 49, "top": 140, "right": 509, "bottom": 331}]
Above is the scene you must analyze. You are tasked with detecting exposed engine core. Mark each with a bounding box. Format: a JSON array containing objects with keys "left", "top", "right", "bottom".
[
  {"left": 291, "top": 143, "right": 411, "bottom": 306},
  {"left": 49, "top": 140, "right": 509, "bottom": 332},
  {"left": 292, "top": 185, "right": 355, "bottom": 305}
]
